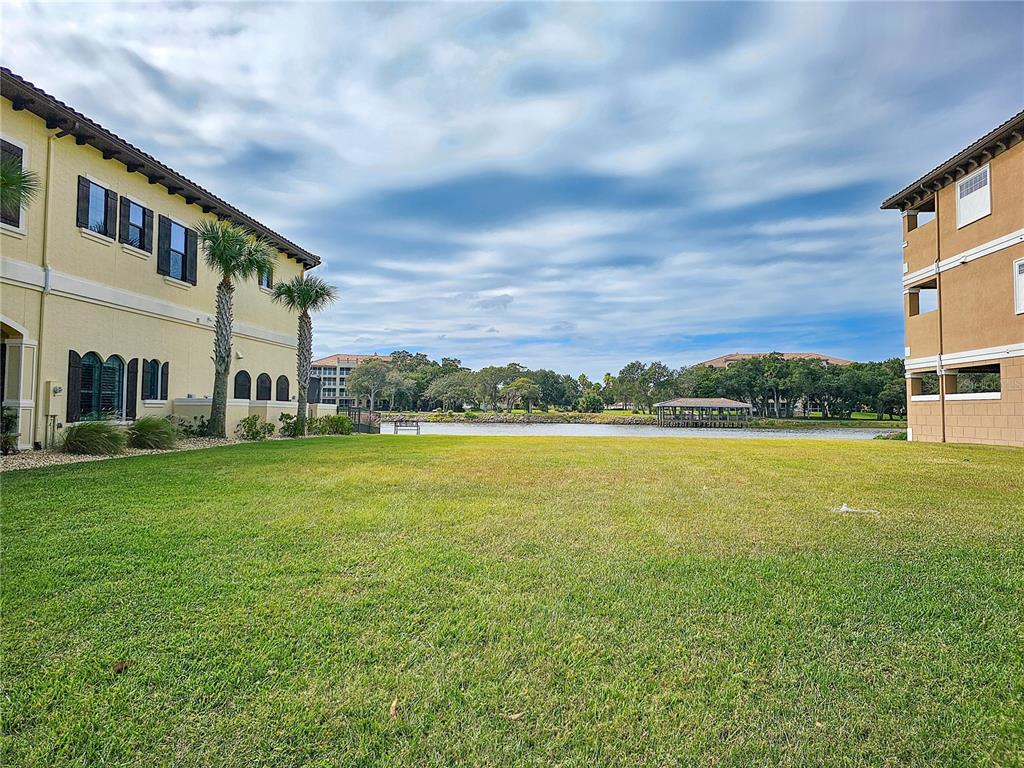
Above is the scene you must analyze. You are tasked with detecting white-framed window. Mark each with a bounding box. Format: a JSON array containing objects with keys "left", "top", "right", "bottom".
[
  {"left": 956, "top": 165, "right": 990, "bottom": 229},
  {"left": 1015, "top": 257, "right": 1024, "bottom": 315}
]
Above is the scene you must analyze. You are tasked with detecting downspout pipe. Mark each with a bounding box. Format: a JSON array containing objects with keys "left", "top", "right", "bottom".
[
  {"left": 33, "top": 130, "right": 58, "bottom": 447},
  {"left": 933, "top": 189, "right": 946, "bottom": 443}
]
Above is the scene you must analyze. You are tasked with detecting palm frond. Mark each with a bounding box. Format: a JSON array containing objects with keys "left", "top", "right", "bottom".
[
  {"left": 0, "top": 156, "right": 41, "bottom": 215},
  {"left": 271, "top": 274, "right": 339, "bottom": 314}
]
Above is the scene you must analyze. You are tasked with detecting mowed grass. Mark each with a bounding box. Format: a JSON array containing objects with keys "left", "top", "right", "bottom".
[{"left": 2, "top": 436, "right": 1022, "bottom": 767}]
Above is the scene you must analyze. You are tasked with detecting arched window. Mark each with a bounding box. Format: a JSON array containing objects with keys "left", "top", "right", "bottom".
[
  {"left": 256, "top": 373, "right": 272, "bottom": 401},
  {"left": 275, "top": 375, "right": 290, "bottom": 402},
  {"left": 78, "top": 353, "right": 124, "bottom": 420},
  {"left": 233, "top": 370, "right": 251, "bottom": 400},
  {"left": 142, "top": 359, "right": 161, "bottom": 400}
]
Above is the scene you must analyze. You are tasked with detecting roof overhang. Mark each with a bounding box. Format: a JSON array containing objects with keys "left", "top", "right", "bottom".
[
  {"left": 880, "top": 108, "right": 1024, "bottom": 212},
  {"left": 1, "top": 67, "right": 320, "bottom": 269}
]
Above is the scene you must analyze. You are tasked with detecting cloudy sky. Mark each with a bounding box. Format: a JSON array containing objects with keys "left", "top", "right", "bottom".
[{"left": 3, "top": 2, "right": 1022, "bottom": 375}]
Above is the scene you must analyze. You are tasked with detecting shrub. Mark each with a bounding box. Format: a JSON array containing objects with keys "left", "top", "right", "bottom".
[
  {"left": 61, "top": 420, "right": 126, "bottom": 455},
  {"left": 323, "top": 414, "right": 353, "bottom": 435},
  {"left": 168, "top": 414, "right": 209, "bottom": 438},
  {"left": 278, "top": 412, "right": 299, "bottom": 437},
  {"left": 235, "top": 414, "right": 274, "bottom": 441},
  {"left": 127, "top": 416, "right": 177, "bottom": 449},
  {"left": 306, "top": 416, "right": 328, "bottom": 436},
  {"left": 576, "top": 393, "right": 604, "bottom": 413}
]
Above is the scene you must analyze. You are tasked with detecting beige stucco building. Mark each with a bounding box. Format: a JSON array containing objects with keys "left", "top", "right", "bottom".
[
  {"left": 882, "top": 109, "right": 1024, "bottom": 446},
  {"left": 1, "top": 68, "right": 324, "bottom": 449}
]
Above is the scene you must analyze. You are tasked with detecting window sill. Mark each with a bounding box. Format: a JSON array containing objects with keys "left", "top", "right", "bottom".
[
  {"left": 1, "top": 223, "right": 26, "bottom": 239},
  {"left": 79, "top": 227, "right": 115, "bottom": 245},
  {"left": 259, "top": 286, "right": 273, "bottom": 295},
  {"left": 911, "top": 394, "right": 940, "bottom": 402},
  {"left": 122, "top": 243, "right": 151, "bottom": 260},
  {"left": 142, "top": 400, "right": 168, "bottom": 407},
  {"left": 946, "top": 392, "right": 1001, "bottom": 401},
  {"left": 163, "top": 276, "right": 190, "bottom": 290}
]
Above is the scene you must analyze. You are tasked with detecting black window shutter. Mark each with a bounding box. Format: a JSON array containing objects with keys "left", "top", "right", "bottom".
[
  {"left": 118, "top": 197, "right": 130, "bottom": 244},
  {"left": 157, "top": 216, "right": 171, "bottom": 275},
  {"left": 160, "top": 362, "right": 169, "bottom": 400},
  {"left": 308, "top": 376, "right": 322, "bottom": 405},
  {"left": 142, "top": 207, "right": 154, "bottom": 252},
  {"left": 268, "top": 268, "right": 273, "bottom": 289},
  {"left": 141, "top": 359, "right": 151, "bottom": 401},
  {"left": 104, "top": 188, "right": 117, "bottom": 238},
  {"left": 185, "top": 228, "right": 198, "bottom": 285},
  {"left": 126, "top": 358, "right": 138, "bottom": 419},
  {"left": 66, "top": 350, "right": 82, "bottom": 422},
  {"left": 76, "top": 177, "right": 90, "bottom": 228}
]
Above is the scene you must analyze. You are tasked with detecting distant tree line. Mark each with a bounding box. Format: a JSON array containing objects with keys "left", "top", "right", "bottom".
[{"left": 343, "top": 351, "right": 908, "bottom": 419}]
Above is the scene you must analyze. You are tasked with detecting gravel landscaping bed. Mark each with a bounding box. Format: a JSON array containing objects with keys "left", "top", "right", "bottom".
[{"left": 0, "top": 437, "right": 238, "bottom": 473}]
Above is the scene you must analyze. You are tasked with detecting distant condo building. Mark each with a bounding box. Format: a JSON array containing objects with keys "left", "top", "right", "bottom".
[
  {"left": 693, "top": 352, "right": 852, "bottom": 368},
  {"left": 882, "top": 109, "right": 1023, "bottom": 447},
  {"left": 310, "top": 354, "right": 391, "bottom": 407}
]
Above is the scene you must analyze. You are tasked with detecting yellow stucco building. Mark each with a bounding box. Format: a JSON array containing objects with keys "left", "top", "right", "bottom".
[
  {"left": 882, "top": 109, "right": 1024, "bottom": 447},
  {"left": 1, "top": 68, "right": 324, "bottom": 449}
]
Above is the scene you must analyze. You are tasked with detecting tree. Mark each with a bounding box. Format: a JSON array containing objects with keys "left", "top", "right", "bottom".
[
  {"left": 616, "top": 361, "right": 647, "bottom": 411},
  {"left": 270, "top": 274, "right": 338, "bottom": 436},
  {"left": 576, "top": 392, "right": 604, "bottom": 413},
  {"left": 425, "top": 371, "right": 476, "bottom": 410},
  {"left": 0, "top": 156, "right": 41, "bottom": 221},
  {"left": 504, "top": 376, "right": 541, "bottom": 412},
  {"left": 347, "top": 359, "right": 390, "bottom": 412},
  {"left": 475, "top": 366, "right": 512, "bottom": 410},
  {"left": 196, "top": 220, "right": 276, "bottom": 437},
  {"left": 383, "top": 369, "right": 415, "bottom": 410}
]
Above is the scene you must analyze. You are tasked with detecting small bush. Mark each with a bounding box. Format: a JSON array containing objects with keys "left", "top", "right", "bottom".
[
  {"left": 235, "top": 414, "right": 274, "bottom": 441},
  {"left": 278, "top": 412, "right": 299, "bottom": 437},
  {"left": 1, "top": 406, "right": 18, "bottom": 455},
  {"left": 127, "top": 416, "right": 177, "bottom": 449},
  {"left": 323, "top": 414, "right": 353, "bottom": 435},
  {"left": 168, "top": 414, "right": 209, "bottom": 438},
  {"left": 61, "top": 420, "right": 126, "bottom": 455}
]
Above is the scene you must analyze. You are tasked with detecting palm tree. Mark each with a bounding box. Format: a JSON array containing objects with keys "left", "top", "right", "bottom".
[
  {"left": 270, "top": 275, "right": 338, "bottom": 436},
  {"left": 196, "top": 219, "right": 276, "bottom": 437},
  {"left": 0, "top": 156, "right": 41, "bottom": 221}
]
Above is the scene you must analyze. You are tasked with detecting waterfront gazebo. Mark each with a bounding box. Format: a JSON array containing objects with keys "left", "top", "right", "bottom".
[{"left": 654, "top": 397, "right": 753, "bottom": 428}]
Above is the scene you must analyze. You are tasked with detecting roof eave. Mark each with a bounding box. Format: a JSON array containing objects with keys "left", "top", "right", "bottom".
[
  {"left": 1, "top": 68, "right": 321, "bottom": 269},
  {"left": 880, "top": 108, "right": 1024, "bottom": 211}
]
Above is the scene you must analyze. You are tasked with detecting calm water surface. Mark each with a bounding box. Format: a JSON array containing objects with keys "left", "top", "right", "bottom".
[{"left": 380, "top": 422, "right": 896, "bottom": 440}]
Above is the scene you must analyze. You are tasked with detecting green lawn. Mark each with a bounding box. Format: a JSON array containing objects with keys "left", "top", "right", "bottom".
[{"left": 2, "top": 436, "right": 1021, "bottom": 767}]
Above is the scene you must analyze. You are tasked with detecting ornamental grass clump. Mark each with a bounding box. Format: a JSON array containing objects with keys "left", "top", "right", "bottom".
[
  {"left": 61, "top": 421, "right": 126, "bottom": 455},
  {"left": 127, "top": 416, "right": 178, "bottom": 450}
]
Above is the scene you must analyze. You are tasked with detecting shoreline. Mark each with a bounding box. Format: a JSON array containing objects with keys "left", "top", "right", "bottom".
[{"left": 380, "top": 411, "right": 907, "bottom": 430}]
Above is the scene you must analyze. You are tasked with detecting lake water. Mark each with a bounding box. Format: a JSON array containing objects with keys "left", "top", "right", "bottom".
[{"left": 380, "top": 422, "right": 896, "bottom": 440}]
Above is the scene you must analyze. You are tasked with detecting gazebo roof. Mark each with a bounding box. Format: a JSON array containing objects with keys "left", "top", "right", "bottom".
[{"left": 654, "top": 397, "right": 752, "bottom": 409}]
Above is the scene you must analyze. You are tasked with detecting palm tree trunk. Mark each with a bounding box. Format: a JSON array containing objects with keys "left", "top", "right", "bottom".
[
  {"left": 207, "top": 278, "right": 234, "bottom": 437},
  {"left": 295, "top": 311, "right": 312, "bottom": 436}
]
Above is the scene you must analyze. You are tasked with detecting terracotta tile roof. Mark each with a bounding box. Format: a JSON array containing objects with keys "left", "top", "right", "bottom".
[
  {"left": 693, "top": 352, "right": 852, "bottom": 368},
  {"left": 311, "top": 354, "right": 391, "bottom": 367},
  {"left": 1, "top": 67, "right": 320, "bottom": 268},
  {"left": 881, "top": 108, "right": 1024, "bottom": 211}
]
